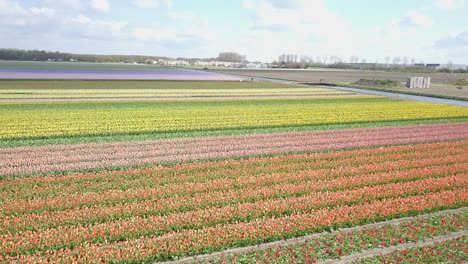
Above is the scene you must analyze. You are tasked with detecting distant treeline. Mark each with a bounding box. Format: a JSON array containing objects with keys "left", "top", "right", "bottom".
[
  {"left": 0, "top": 49, "right": 247, "bottom": 64},
  {"left": 0, "top": 48, "right": 170, "bottom": 63}
]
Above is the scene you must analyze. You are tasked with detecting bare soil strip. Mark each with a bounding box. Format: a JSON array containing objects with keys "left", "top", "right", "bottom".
[
  {"left": 0, "top": 93, "right": 367, "bottom": 103},
  {"left": 2, "top": 122, "right": 467, "bottom": 177},
  {"left": 157, "top": 207, "right": 468, "bottom": 264}
]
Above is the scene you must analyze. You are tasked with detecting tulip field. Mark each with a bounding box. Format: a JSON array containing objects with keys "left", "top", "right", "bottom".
[
  {"left": 1, "top": 97, "right": 468, "bottom": 142},
  {"left": 205, "top": 210, "right": 468, "bottom": 263},
  {"left": 0, "top": 79, "right": 467, "bottom": 263}
]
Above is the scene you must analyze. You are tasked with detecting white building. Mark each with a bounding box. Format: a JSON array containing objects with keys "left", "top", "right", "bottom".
[{"left": 245, "top": 63, "right": 268, "bottom": 69}]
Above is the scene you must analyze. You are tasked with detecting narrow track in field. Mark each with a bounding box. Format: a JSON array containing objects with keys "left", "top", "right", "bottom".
[
  {"left": 319, "top": 231, "right": 467, "bottom": 263},
  {"left": 157, "top": 207, "right": 468, "bottom": 264}
]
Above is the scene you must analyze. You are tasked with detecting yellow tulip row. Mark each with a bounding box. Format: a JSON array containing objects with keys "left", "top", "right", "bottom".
[{"left": 1, "top": 99, "right": 467, "bottom": 140}]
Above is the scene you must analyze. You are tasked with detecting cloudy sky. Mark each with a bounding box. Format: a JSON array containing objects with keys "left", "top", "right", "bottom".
[{"left": 0, "top": 0, "right": 467, "bottom": 63}]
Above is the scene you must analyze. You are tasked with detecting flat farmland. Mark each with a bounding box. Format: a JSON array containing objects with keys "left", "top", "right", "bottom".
[
  {"left": 0, "top": 60, "right": 181, "bottom": 71},
  {"left": 0, "top": 77, "right": 467, "bottom": 263},
  {"left": 345, "top": 82, "right": 468, "bottom": 101},
  {"left": 0, "top": 80, "right": 356, "bottom": 101},
  {"left": 0, "top": 61, "right": 243, "bottom": 81},
  {"left": 1, "top": 97, "right": 467, "bottom": 147},
  {"left": 217, "top": 68, "right": 468, "bottom": 83},
  {"left": 217, "top": 68, "right": 468, "bottom": 101}
]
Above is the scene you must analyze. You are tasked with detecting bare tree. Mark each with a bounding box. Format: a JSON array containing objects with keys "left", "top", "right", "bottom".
[
  {"left": 349, "top": 56, "right": 359, "bottom": 64},
  {"left": 392, "top": 56, "right": 401, "bottom": 65},
  {"left": 217, "top": 52, "right": 246, "bottom": 62},
  {"left": 447, "top": 60, "right": 454, "bottom": 70},
  {"left": 322, "top": 56, "right": 329, "bottom": 64},
  {"left": 402, "top": 56, "right": 408, "bottom": 66},
  {"left": 385, "top": 56, "right": 390, "bottom": 65}
]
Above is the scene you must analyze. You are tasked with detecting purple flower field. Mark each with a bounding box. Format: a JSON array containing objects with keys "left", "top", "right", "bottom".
[{"left": 0, "top": 68, "right": 245, "bottom": 81}]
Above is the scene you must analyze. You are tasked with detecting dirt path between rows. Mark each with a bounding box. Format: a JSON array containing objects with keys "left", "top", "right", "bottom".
[
  {"left": 156, "top": 207, "right": 467, "bottom": 264},
  {"left": 320, "top": 230, "right": 467, "bottom": 263}
]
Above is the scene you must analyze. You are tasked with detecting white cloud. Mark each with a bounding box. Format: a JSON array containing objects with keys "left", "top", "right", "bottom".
[
  {"left": 41, "top": 0, "right": 82, "bottom": 10},
  {"left": 368, "top": 11, "right": 435, "bottom": 63},
  {"left": 30, "top": 7, "right": 56, "bottom": 17},
  {"left": 264, "top": 0, "right": 302, "bottom": 9},
  {"left": 0, "top": 0, "right": 56, "bottom": 27},
  {"left": 434, "top": 0, "right": 464, "bottom": 10},
  {"left": 132, "top": 27, "right": 177, "bottom": 41},
  {"left": 67, "top": 14, "right": 127, "bottom": 35},
  {"left": 73, "top": 14, "right": 92, "bottom": 24},
  {"left": 395, "top": 11, "right": 433, "bottom": 28},
  {"left": 132, "top": 0, "right": 172, "bottom": 9},
  {"left": 0, "top": 0, "right": 26, "bottom": 16},
  {"left": 434, "top": 31, "right": 468, "bottom": 48},
  {"left": 240, "top": 0, "right": 357, "bottom": 61},
  {"left": 433, "top": 31, "right": 468, "bottom": 63},
  {"left": 89, "top": 0, "right": 110, "bottom": 12}
]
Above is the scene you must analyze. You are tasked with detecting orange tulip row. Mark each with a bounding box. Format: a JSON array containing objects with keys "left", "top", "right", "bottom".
[
  {"left": 3, "top": 189, "right": 466, "bottom": 263},
  {"left": 2, "top": 140, "right": 466, "bottom": 213},
  {"left": 1, "top": 175, "right": 466, "bottom": 256},
  {"left": 2, "top": 159, "right": 466, "bottom": 234}
]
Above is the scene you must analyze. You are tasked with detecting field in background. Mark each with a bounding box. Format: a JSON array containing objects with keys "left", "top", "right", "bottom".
[
  {"left": 0, "top": 61, "right": 242, "bottom": 81},
  {"left": 343, "top": 82, "right": 468, "bottom": 101},
  {"left": 0, "top": 60, "right": 179, "bottom": 71},
  {"left": 0, "top": 70, "right": 467, "bottom": 263},
  {"left": 216, "top": 68, "right": 468, "bottom": 83},
  {"left": 0, "top": 80, "right": 356, "bottom": 101},
  {"left": 217, "top": 68, "right": 468, "bottom": 100}
]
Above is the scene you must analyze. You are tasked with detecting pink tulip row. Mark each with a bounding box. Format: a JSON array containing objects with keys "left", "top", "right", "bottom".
[{"left": 1, "top": 122, "right": 467, "bottom": 176}]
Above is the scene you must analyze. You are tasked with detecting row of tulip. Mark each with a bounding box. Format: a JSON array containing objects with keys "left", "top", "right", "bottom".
[
  {"left": 2, "top": 189, "right": 466, "bottom": 263},
  {"left": 3, "top": 145, "right": 466, "bottom": 216},
  {"left": 1, "top": 122, "right": 467, "bottom": 177},
  {"left": 354, "top": 236, "right": 467, "bottom": 264},
  {"left": 2, "top": 175, "right": 465, "bottom": 255},
  {"left": 203, "top": 210, "right": 467, "bottom": 263},
  {"left": 2, "top": 138, "right": 466, "bottom": 203},
  {"left": 1, "top": 98, "right": 467, "bottom": 140},
  {"left": 2, "top": 143, "right": 466, "bottom": 233}
]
